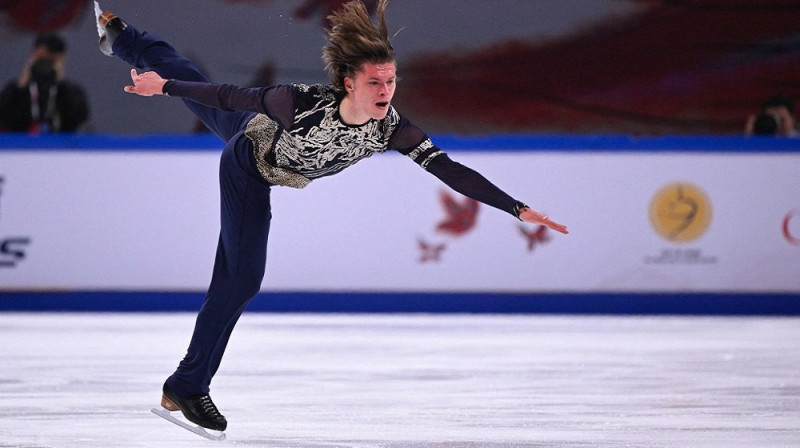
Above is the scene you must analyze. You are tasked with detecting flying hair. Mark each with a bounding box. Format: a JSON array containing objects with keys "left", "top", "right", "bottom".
[{"left": 323, "top": 0, "right": 395, "bottom": 91}]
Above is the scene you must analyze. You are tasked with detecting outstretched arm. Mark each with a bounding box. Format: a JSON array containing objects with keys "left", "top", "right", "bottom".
[
  {"left": 392, "top": 118, "right": 569, "bottom": 235},
  {"left": 122, "top": 69, "right": 294, "bottom": 127},
  {"left": 425, "top": 153, "right": 569, "bottom": 235}
]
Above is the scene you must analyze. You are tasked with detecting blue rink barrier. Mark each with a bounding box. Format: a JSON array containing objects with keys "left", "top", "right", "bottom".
[
  {"left": 2, "top": 133, "right": 800, "bottom": 152},
  {"left": 0, "top": 291, "right": 799, "bottom": 315}
]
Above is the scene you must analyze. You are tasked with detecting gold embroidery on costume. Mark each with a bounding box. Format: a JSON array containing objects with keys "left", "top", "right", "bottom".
[{"left": 245, "top": 114, "right": 311, "bottom": 189}]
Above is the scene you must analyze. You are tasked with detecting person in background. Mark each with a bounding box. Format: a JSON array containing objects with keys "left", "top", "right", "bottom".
[
  {"left": 745, "top": 94, "right": 797, "bottom": 137},
  {"left": 0, "top": 33, "right": 89, "bottom": 133}
]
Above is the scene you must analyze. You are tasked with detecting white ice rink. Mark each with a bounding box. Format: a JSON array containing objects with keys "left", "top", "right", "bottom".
[{"left": 1, "top": 313, "right": 798, "bottom": 447}]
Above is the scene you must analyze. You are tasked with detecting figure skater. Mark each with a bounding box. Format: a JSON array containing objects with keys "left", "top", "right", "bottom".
[{"left": 96, "top": 0, "right": 568, "bottom": 433}]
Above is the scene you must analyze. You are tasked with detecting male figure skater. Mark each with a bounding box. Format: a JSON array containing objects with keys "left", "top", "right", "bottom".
[{"left": 97, "top": 0, "right": 568, "bottom": 433}]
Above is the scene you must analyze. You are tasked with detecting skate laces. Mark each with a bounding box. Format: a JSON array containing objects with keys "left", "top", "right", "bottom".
[{"left": 196, "top": 395, "right": 222, "bottom": 418}]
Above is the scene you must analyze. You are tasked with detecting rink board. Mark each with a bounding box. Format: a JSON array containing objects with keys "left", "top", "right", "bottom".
[{"left": 1, "top": 135, "right": 799, "bottom": 313}]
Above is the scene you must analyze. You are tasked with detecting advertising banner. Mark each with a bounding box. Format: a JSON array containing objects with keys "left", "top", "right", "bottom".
[{"left": 1, "top": 137, "right": 799, "bottom": 294}]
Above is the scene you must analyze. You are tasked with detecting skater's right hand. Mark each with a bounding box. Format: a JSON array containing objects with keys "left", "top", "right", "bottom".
[{"left": 124, "top": 69, "right": 167, "bottom": 96}]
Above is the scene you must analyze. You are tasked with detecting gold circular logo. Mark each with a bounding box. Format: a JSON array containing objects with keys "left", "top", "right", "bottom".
[{"left": 649, "top": 182, "right": 712, "bottom": 243}]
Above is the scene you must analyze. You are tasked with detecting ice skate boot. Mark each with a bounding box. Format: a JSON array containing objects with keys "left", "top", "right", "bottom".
[
  {"left": 158, "top": 382, "right": 228, "bottom": 431},
  {"left": 151, "top": 382, "right": 227, "bottom": 440},
  {"left": 94, "top": 2, "right": 127, "bottom": 56}
]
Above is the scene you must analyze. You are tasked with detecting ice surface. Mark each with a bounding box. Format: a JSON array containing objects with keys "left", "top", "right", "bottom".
[{"left": 0, "top": 313, "right": 798, "bottom": 447}]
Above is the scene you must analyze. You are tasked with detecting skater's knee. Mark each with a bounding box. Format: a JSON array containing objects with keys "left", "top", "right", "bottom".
[
  {"left": 216, "top": 264, "right": 264, "bottom": 302},
  {"left": 238, "top": 271, "right": 265, "bottom": 299}
]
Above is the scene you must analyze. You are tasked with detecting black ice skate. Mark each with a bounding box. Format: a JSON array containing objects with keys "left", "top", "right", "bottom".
[
  {"left": 94, "top": 1, "right": 127, "bottom": 57},
  {"left": 151, "top": 382, "right": 228, "bottom": 441}
]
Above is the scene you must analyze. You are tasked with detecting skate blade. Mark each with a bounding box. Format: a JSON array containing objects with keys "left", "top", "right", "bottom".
[
  {"left": 151, "top": 407, "right": 226, "bottom": 441},
  {"left": 93, "top": 1, "right": 104, "bottom": 36}
]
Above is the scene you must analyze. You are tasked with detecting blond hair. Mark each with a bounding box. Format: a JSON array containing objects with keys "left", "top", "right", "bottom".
[{"left": 323, "top": 0, "right": 395, "bottom": 91}]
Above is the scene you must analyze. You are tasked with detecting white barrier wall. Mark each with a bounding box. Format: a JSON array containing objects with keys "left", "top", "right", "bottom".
[{"left": 1, "top": 136, "right": 799, "bottom": 293}]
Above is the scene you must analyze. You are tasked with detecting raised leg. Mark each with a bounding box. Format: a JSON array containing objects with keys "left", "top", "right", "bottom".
[{"left": 96, "top": 9, "right": 254, "bottom": 140}]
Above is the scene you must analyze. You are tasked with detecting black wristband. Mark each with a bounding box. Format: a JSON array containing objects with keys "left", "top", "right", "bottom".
[
  {"left": 162, "top": 79, "right": 175, "bottom": 96},
  {"left": 513, "top": 201, "right": 529, "bottom": 220}
]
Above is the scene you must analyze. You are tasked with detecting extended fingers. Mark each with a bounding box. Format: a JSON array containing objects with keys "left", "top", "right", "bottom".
[
  {"left": 545, "top": 218, "right": 570, "bottom": 234},
  {"left": 124, "top": 69, "right": 138, "bottom": 93},
  {"left": 524, "top": 210, "right": 569, "bottom": 234},
  {"left": 128, "top": 68, "right": 157, "bottom": 84},
  {"left": 124, "top": 69, "right": 162, "bottom": 96}
]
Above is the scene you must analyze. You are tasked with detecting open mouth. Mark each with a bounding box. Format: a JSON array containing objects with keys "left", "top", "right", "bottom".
[{"left": 376, "top": 102, "right": 389, "bottom": 108}]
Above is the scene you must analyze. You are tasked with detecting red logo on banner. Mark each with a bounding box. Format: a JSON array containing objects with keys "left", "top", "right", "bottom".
[
  {"left": 783, "top": 209, "right": 800, "bottom": 245},
  {"left": 417, "top": 239, "right": 446, "bottom": 263},
  {"left": 416, "top": 191, "right": 479, "bottom": 263},
  {"left": 518, "top": 224, "right": 550, "bottom": 252},
  {"left": 436, "top": 191, "right": 479, "bottom": 237}
]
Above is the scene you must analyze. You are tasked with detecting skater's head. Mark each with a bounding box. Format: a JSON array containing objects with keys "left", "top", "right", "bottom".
[
  {"left": 324, "top": 0, "right": 396, "bottom": 123},
  {"left": 323, "top": 0, "right": 395, "bottom": 92}
]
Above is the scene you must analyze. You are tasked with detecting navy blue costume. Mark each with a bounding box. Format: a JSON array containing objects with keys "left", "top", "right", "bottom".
[{"left": 112, "top": 25, "right": 525, "bottom": 399}]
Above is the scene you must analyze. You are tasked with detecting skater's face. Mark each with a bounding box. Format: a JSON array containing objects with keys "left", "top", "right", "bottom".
[{"left": 343, "top": 61, "right": 396, "bottom": 123}]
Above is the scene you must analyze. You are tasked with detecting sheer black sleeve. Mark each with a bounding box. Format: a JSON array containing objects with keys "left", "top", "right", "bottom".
[
  {"left": 425, "top": 152, "right": 521, "bottom": 218},
  {"left": 388, "top": 115, "right": 522, "bottom": 218},
  {"left": 163, "top": 80, "right": 295, "bottom": 128}
]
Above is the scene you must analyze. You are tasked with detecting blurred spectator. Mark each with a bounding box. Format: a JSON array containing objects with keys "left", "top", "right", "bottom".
[
  {"left": 0, "top": 33, "right": 89, "bottom": 133},
  {"left": 750, "top": 112, "right": 780, "bottom": 136},
  {"left": 745, "top": 94, "right": 797, "bottom": 137}
]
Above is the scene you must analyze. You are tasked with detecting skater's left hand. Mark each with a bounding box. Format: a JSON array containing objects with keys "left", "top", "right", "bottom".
[
  {"left": 124, "top": 69, "right": 167, "bottom": 96},
  {"left": 519, "top": 207, "right": 569, "bottom": 234}
]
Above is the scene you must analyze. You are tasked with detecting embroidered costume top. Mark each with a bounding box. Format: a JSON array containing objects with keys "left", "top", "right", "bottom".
[{"left": 163, "top": 80, "right": 523, "bottom": 217}]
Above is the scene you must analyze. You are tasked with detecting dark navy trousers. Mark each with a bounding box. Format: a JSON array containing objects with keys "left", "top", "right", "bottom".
[{"left": 114, "top": 26, "right": 273, "bottom": 398}]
